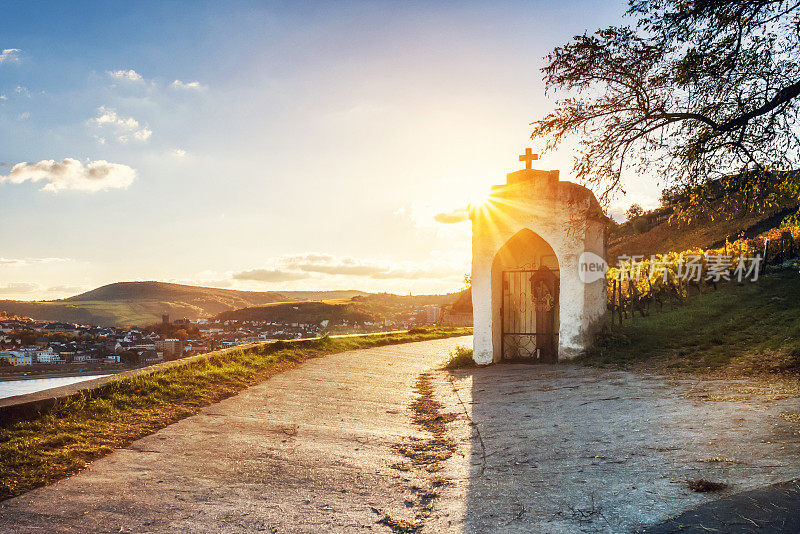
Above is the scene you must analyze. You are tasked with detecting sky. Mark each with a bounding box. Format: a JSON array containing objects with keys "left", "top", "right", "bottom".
[{"left": 0, "top": 0, "right": 647, "bottom": 300}]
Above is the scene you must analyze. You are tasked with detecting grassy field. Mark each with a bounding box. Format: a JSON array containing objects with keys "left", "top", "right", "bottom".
[
  {"left": 213, "top": 291, "right": 463, "bottom": 325},
  {"left": 0, "top": 297, "right": 238, "bottom": 327},
  {"left": 580, "top": 270, "right": 800, "bottom": 376},
  {"left": 50, "top": 300, "right": 158, "bottom": 326},
  {"left": 214, "top": 299, "right": 374, "bottom": 324},
  {"left": 0, "top": 299, "right": 153, "bottom": 327},
  {"left": 0, "top": 327, "right": 470, "bottom": 501}
]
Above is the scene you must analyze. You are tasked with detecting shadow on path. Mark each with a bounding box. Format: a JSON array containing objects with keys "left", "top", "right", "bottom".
[
  {"left": 448, "top": 363, "right": 800, "bottom": 533},
  {"left": 643, "top": 479, "right": 800, "bottom": 534}
]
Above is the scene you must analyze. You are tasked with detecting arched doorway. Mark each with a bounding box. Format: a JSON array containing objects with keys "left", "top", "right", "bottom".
[{"left": 491, "top": 229, "right": 560, "bottom": 362}]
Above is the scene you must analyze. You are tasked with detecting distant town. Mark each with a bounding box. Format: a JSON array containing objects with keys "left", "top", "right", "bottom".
[{"left": 0, "top": 303, "right": 460, "bottom": 371}]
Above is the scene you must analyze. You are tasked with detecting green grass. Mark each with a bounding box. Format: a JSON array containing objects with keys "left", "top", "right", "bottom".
[
  {"left": 0, "top": 299, "right": 182, "bottom": 327},
  {"left": 213, "top": 292, "right": 464, "bottom": 326},
  {"left": 443, "top": 346, "right": 475, "bottom": 369},
  {"left": 0, "top": 327, "right": 470, "bottom": 501},
  {"left": 59, "top": 300, "right": 159, "bottom": 326},
  {"left": 580, "top": 270, "right": 800, "bottom": 375}
]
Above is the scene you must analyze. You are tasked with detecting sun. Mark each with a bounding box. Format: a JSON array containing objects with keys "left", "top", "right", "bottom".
[{"left": 465, "top": 183, "right": 492, "bottom": 209}]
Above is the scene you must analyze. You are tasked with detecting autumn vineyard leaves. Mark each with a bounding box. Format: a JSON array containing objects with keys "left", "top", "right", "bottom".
[{"left": 607, "top": 226, "right": 800, "bottom": 324}]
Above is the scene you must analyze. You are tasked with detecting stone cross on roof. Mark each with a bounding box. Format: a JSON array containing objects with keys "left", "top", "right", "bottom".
[{"left": 519, "top": 148, "right": 538, "bottom": 170}]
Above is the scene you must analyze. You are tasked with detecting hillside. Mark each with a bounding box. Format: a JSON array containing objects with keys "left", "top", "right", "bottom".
[
  {"left": 0, "top": 282, "right": 368, "bottom": 327},
  {"left": 64, "top": 283, "right": 364, "bottom": 304},
  {"left": 608, "top": 200, "right": 799, "bottom": 263},
  {"left": 215, "top": 292, "right": 462, "bottom": 325},
  {"left": 215, "top": 300, "right": 375, "bottom": 325},
  {"left": 581, "top": 269, "right": 800, "bottom": 378}
]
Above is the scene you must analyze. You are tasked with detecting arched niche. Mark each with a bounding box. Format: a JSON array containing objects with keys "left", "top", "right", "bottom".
[{"left": 490, "top": 229, "right": 560, "bottom": 362}]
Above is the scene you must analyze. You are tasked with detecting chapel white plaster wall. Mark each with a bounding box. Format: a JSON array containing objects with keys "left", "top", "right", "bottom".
[{"left": 471, "top": 172, "right": 606, "bottom": 364}]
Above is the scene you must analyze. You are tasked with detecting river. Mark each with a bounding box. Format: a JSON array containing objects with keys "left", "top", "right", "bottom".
[{"left": 0, "top": 374, "right": 112, "bottom": 400}]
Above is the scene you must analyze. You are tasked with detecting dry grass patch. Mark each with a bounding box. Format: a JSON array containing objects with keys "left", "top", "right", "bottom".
[
  {"left": 779, "top": 411, "right": 800, "bottom": 424},
  {"left": 388, "top": 371, "right": 460, "bottom": 527},
  {"left": 698, "top": 456, "right": 737, "bottom": 463},
  {"left": 375, "top": 512, "right": 421, "bottom": 533},
  {"left": 686, "top": 381, "right": 800, "bottom": 402}
]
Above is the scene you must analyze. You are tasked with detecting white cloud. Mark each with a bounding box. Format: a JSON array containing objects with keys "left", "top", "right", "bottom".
[
  {"left": 0, "top": 282, "right": 38, "bottom": 295},
  {"left": 15, "top": 85, "right": 30, "bottom": 98},
  {"left": 133, "top": 127, "right": 152, "bottom": 141},
  {"left": 0, "top": 49, "right": 21, "bottom": 64},
  {"left": 434, "top": 208, "right": 469, "bottom": 224},
  {"left": 171, "top": 79, "right": 206, "bottom": 90},
  {"left": 232, "top": 269, "right": 310, "bottom": 283},
  {"left": 0, "top": 158, "right": 136, "bottom": 193},
  {"left": 89, "top": 106, "right": 152, "bottom": 143},
  {"left": 171, "top": 148, "right": 187, "bottom": 158},
  {"left": 0, "top": 94, "right": 7, "bottom": 101},
  {"left": 0, "top": 257, "right": 69, "bottom": 267},
  {"left": 46, "top": 285, "right": 83, "bottom": 295},
  {"left": 233, "top": 253, "right": 463, "bottom": 283},
  {"left": 90, "top": 106, "right": 138, "bottom": 128},
  {"left": 106, "top": 69, "right": 143, "bottom": 81},
  {"left": 17, "top": 111, "right": 30, "bottom": 121}
]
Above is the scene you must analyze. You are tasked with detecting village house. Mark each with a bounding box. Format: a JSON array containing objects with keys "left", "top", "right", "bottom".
[{"left": 0, "top": 350, "right": 32, "bottom": 366}]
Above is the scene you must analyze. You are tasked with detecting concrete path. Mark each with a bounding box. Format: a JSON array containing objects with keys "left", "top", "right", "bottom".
[
  {"left": 0, "top": 338, "right": 469, "bottom": 533},
  {"left": 428, "top": 364, "right": 800, "bottom": 533},
  {"left": 2, "top": 337, "right": 799, "bottom": 533}
]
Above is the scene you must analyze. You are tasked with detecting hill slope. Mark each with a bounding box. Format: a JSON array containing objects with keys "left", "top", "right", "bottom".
[
  {"left": 215, "top": 292, "right": 461, "bottom": 325},
  {"left": 608, "top": 202, "right": 799, "bottom": 263},
  {"left": 215, "top": 300, "right": 375, "bottom": 325},
  {"left": 0, "top": 282, "right": 368, "bottom": 327},
  {"left": 582, "top": 269, "right": 800, "bottom": 378}
]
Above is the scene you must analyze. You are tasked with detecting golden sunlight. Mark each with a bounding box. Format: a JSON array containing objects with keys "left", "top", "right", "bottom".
[{"left": 465, "top": 182, "right": 493, "bottom": 210}]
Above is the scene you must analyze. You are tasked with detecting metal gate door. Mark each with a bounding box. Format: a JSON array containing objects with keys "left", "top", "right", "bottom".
[{"left": 501, "top": 267, "right": 559, "bottom": 362}]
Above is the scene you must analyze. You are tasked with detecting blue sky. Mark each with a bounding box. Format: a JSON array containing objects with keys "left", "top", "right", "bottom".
[{"left": 0, "top": 0, "right": 641, "bottom": 299}]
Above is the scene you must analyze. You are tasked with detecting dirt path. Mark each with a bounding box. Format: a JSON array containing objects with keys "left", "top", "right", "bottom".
[{"left": 1, "top": 337, "right": 799, "bottom": 533}]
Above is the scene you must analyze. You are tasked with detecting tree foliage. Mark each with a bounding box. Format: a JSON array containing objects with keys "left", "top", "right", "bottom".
[
  {"left": 626, "top": 203, "right": 645, "bottom": 220},
  {"left": 532, "top": 0, "right": 800, "bottom": 215}
]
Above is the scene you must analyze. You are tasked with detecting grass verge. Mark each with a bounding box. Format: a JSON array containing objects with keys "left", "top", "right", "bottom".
[
  {"left": 0, "top": 327, "right": 470, "bottom": 501},
  {"left": 579, "top": 270, "right": 800, "bottom": 377},
  {"left": 443, "top": 346, "right": 475, "bottom": 370}
]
